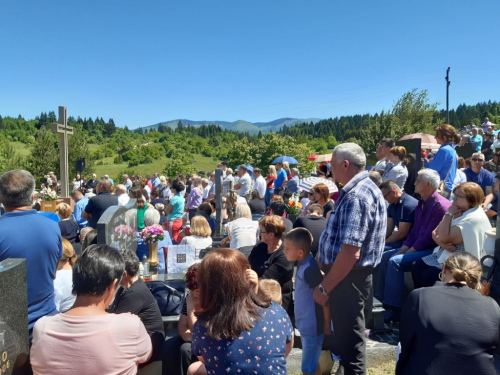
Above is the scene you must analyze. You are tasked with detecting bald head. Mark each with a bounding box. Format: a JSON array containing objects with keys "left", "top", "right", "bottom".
[{"left": 97, "top": 179, "right": 112, "bottom": 193}]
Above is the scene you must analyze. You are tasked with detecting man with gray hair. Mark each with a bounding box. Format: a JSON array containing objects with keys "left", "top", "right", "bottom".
[
  {"left": 375, "top": 168, "right": 451, "bottom": 322},
  {"left": 0, "top": 170, "right": 62, "bottom": 335},
  {"left": 122, "top": 174, "right": 132, "bottom": 192},
  {"left": 314, "top": 143, "right": 386, "bottom": 374},
  {"left": 223, "top": 168, "right": 234, "bottom": 196},
  {"left": 115, "top": 184, "right": 130, "bottom": 206}
]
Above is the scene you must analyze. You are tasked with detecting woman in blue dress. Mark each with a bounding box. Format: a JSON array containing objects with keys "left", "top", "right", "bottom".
[{"left": 189, "top": 248, "right": 293, "bottom": 375}]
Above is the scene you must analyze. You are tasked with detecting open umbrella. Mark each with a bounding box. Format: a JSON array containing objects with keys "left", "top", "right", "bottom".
[
  {"left": 272, "top": 156, "right": 299, "bottom": 165},
  {"left": 308, "top": 154, "right": 320, "bottom": 161},
  {"left": 298, "top": 177, "right": 338, "bottom": 194},
  {"left": 313, "top": 154, "right": 332, "bottom": 163},
  {"left": 398, "top": 133, "right": 440, "bottom": 150}
]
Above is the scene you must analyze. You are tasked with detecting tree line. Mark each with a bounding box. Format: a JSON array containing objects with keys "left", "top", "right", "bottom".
[{"left": 0, "top": 90, "right": 498, "bottom": 185}]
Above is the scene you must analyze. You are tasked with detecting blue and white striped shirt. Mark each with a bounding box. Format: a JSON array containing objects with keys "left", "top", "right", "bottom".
[{"left": 318, "top": 171, "right": 387, "bottom": 268}]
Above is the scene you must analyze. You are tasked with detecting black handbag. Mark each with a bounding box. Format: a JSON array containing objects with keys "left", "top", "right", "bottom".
[{"left": 145, "top": 280, "right": 186, "bottom": 316}]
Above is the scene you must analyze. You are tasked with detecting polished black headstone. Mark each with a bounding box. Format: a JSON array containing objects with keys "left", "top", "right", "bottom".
[
  {"left": 0, "top": 259, "right": 29, "bottom": 375},
  {"left": 97, "top": 199, "right": 138, "bottom": 252}
]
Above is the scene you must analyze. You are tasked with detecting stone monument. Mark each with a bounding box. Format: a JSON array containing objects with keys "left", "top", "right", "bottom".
[
  {"left": 0, "top": 259, "right": 29, "bottom": 375},
  {"left": 214, "top": 168, "right": 223, "bottom": 238},
  {"left": 52, "top": 106, "right": 73, "bottom": 198},
  {"left": 97, "top": 199, "right": 138, "bottom": 252}
]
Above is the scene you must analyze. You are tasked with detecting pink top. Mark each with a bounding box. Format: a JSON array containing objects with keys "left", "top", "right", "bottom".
[{"left": 30, "top": 313, "right": 152, "bottom": 375}]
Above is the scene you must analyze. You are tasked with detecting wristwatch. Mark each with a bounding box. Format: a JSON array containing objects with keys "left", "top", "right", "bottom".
[
  {"left": 318, "top": 283, "right": 329, "bottom": 296},
  {"left": 444, "top": 211, "right": 453, "bottom": 217}
]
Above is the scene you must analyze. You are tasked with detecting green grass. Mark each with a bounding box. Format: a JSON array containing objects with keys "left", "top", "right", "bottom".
[
  {"left": 11, "top": 141, "right": 32, "bottom": 156},
  {"left": 93, "top": 153, "right": 219, "bottom": 178},
  {"left": 367, "top": 360, "right": 396, "bottom": 375}
]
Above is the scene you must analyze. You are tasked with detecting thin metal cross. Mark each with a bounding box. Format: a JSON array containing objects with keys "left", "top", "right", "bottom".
[{"left": 52, "top": 106, "right": 73, "bottom": 197}]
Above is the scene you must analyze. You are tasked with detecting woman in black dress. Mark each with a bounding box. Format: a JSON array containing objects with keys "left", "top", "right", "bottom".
[{"left": 398, "top": 252, "right": 500, "bottom": 375}]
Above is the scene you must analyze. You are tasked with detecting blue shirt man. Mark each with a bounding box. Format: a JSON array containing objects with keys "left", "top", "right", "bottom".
[
  {"left": 464, "top": 162, "right": 495, "bottom": 196},
  {"left": 152, "top": 173, "right": 161, "bottom": 188},
  {"left": 71, "top": 191, "right": 89, "bottom": 228},
  {"left": 380, "top": 180, "right": 418, "bottom": 250},
  {"left": 274, "top": 163, "right": 288, "bottom": 191},
  {"left": 0, "top": 170, "right": 62, "bottom": 335},
  {"left": 470, "top": 132, "right": 483, "bottom": 153}
]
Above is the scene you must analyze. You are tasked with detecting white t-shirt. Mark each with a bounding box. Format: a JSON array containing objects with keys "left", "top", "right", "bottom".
[
  {"left": 72, "top": 180, "right": 82, "bottom": 191},
  {"left": 118, "top": 194, "right": 130, "bottom": 206},
  {"left": 203, "top": 185, "right": 211, "bottom": 200},
  {"left": 54, "top": 269, "right": 76, "bottom": 313},
  {"left": 238, "top": 174, "right": 251, "bottom": 197},
  {"left": 225, "top": 218, "right": 259, "bottom": 249},
  {"left": 180, "top": 235, "right": 213, "bottom": 260},
  {"left": 30, "top": 313, "right": 152, "bottom": 375},
  {"left": 253, "top": 176, "right": 266, "bottom": 200}
]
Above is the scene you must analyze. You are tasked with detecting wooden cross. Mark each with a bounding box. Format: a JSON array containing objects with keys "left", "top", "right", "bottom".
[{"left": 52, "top": 106, "right": 73, "bottom": 198}]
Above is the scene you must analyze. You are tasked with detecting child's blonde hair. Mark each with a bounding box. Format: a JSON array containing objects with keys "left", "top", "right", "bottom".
[{"left": 258, "top": 279, "right": 282, "bottom": 305}]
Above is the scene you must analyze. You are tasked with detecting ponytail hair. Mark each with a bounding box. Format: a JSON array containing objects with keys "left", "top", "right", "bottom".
[
  {"left": 436, "top": 124, "right": 461, "bottom": 145},
  {"left": 443, "top": 252, "right": 482, "bottom": 292},
  {"left": 390, "top": 146, "right": 409, "bottom": 165}
]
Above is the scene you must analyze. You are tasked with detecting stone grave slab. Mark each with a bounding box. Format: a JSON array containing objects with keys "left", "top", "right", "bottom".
[
  {"left": 97, "top": 199, "right": 138, "bottom": 252},
  {"left": 0, "top": 259, "right": 29, "bottom": 375}
]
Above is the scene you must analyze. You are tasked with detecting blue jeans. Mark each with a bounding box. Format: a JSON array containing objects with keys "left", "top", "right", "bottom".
[
  {"left": 265, "top": 188, "right": 274, "bottom": 207},
  {"left": 301, "top": 334, "right": 324, "bottom": 374},
  {"left": 385, "top": 240, "right": 405, "bottom": 250},
  {"left": 375, "top": 248, "right": 433, "bottom": 308}
]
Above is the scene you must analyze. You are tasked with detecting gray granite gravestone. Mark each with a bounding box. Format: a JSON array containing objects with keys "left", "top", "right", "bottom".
[
  {"left": 97, "top": 199, "right": 138, "bottom": 252},
  {"left": 0, "top": 259, "right": 29, "bottom": 375}
]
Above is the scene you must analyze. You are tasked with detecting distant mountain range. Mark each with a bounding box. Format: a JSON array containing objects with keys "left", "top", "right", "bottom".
[{"left": 142, "top": 117, "right": 321, "bottom": 134}]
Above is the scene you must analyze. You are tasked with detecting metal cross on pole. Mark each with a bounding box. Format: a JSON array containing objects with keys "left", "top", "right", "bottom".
[{"left": 52, "top": 106, "right": 73, "bottom": 197}]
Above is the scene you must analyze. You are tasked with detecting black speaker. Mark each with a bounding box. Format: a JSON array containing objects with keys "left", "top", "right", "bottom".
[{"left": 76, "top": 158, "right": 85, "bottom": 173}]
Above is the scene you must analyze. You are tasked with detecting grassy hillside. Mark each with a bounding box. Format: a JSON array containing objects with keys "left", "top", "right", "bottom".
[
  {"left": 11, "top": 141, "right": 32, "bottom": 156},
  {"left": 93, "top": 153, "right": 219, "bottom": 178}
]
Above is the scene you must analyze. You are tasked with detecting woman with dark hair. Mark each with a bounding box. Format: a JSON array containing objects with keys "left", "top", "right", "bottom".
[
  {"left": 248, "top": 189, "right": 266, "bottom": 215},
  {"left": 108, "top": 248, "right": 165, "bottom": 365},
  {"left": 249, "top": 215, "right": 294, "bottom": 311},
  {"left": 411, "top": 182, "right": 491, "bottom": 288},
  {"left": 129, "top": 186, "right": 148, "bottom": 230},
  {"left": 30, "top": 245, "right": 152, "bottom": 374},
  {"left": 166, "top": 179, "right": 186, "bottom": 243},
  {"left": 188, "top": 249, "right": 293, "bottom": 375},
  {"left": 140, "top": 178, "right": 150, "bottom": 202},
  {"left": 163, "top": 263, "right": 201, "bottom": 375},
  {"left": 430, "top": 124, "right": 460, "bottom": 197},
  {"left": 310, "top": 183, "right": 334, "bottom": 218},
  {"left": 382, "top": 146, "right": 409, "bottom": 189},
  {"left": 398, "top": 252, "right": 500, "bottom": 375},
  {"left": 81, "top": 229, "right": 97, "bottom": 252}
]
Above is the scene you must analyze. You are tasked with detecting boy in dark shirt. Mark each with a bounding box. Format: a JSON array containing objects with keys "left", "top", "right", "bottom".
[{"left": 284, "top": 228, "right": 327, "bottom": 375}]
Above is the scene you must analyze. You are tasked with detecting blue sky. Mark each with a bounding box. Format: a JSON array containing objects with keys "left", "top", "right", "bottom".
[{"left": 0, "top": 0, "right": 498, "bottom": 128}]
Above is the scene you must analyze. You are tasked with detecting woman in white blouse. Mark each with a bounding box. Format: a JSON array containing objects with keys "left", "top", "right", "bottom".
[
  {"left": 180, "top": 215, "right": 213, "bottom": 260},
  {"left": 382, "top": 146, "right": 409, "bottom": 189},
  {"left": 54, "top": 238, "right": 77, "bottom": 312},
  {"left": 221, "top": 204, "right": 259, "bottom": 250}
]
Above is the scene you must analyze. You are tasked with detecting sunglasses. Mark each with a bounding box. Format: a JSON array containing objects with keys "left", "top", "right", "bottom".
[{"left": 472, "top": 158, "right": 484, "bottom": 162}]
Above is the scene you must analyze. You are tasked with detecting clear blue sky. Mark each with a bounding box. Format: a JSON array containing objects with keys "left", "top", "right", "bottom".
[{"left": 0, "top": 0, "right": 498, "bottom": 128}]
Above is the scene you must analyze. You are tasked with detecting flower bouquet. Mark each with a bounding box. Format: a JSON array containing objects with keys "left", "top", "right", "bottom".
[
  {"left": 139, "top": 224, "right": 165, "bottom": 267},
  {"left": 285, "top": 194, "right": 303, "bottom": 215},
  {"left": 40, "top": 187, "right": 57, "bottom": 201},
  {"left": 113, "top": 225, "right": 137, "bottom": 251}
]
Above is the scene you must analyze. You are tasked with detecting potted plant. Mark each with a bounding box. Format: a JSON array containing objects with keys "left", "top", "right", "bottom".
[
  {"left": 285, "top": 194, "right": 303, "bottom": 224},
  {"left": 139, "top": 224, "right": 165, "bottom": 268}
]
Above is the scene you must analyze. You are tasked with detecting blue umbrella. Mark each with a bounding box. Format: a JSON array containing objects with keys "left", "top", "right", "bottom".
[{"left": 272, "top": 156, "right": 299, "bottom": 165}]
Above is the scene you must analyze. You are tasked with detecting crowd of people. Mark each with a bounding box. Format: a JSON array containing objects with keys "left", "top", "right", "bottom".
[{"left": 1, "top": 119, "right": 500, "bottom": 375}]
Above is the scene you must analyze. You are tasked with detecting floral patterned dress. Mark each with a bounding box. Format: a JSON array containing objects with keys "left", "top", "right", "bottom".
[{"left": 192, "top": 302, "right": 293, "bottom": 375}]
